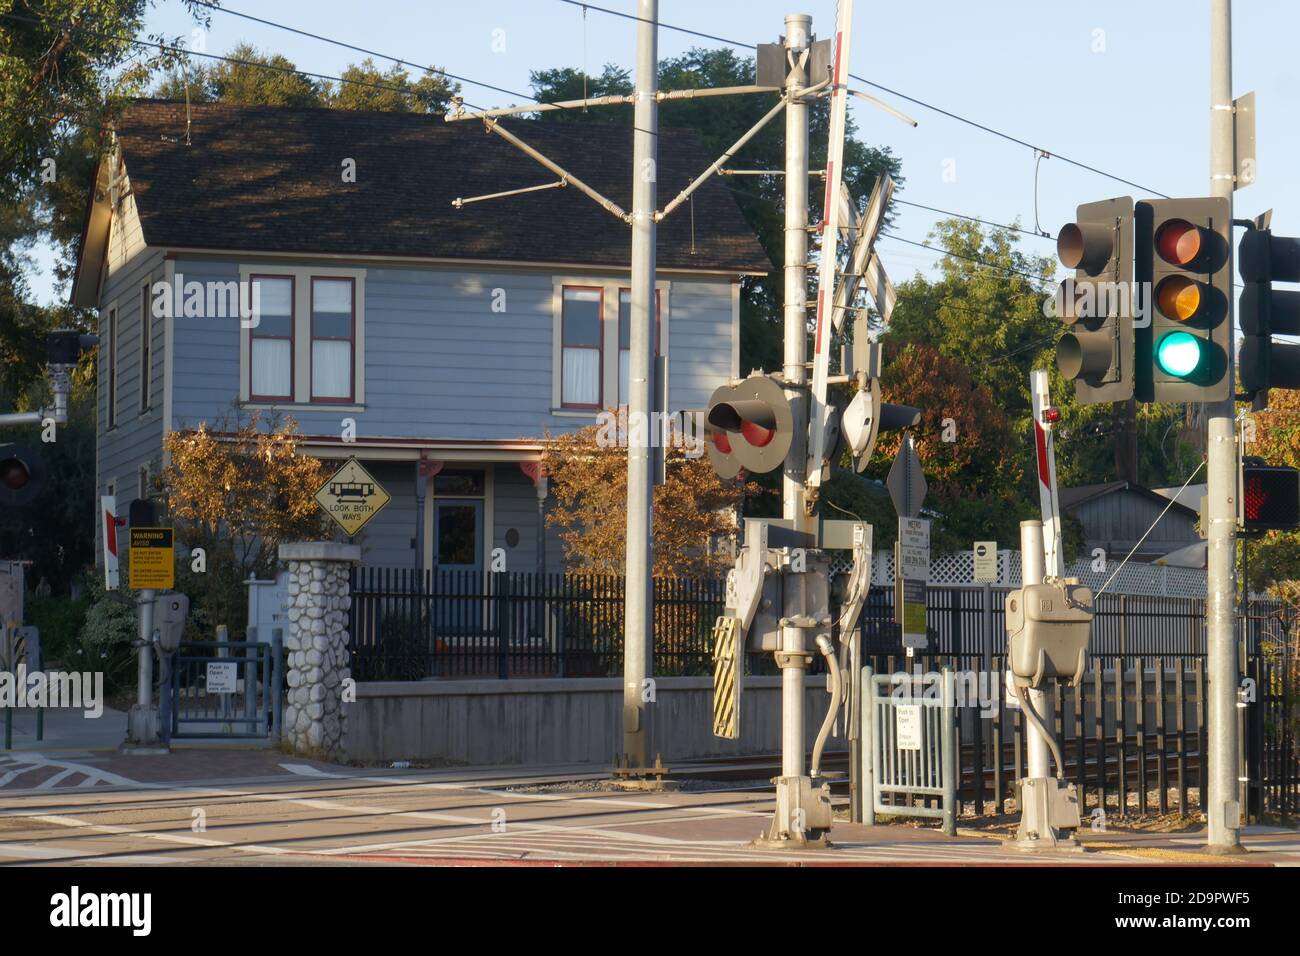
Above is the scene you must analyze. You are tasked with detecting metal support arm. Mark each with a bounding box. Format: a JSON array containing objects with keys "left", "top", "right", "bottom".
[{"left": 480, "top": 118, "right": 630, "bottom": 222}]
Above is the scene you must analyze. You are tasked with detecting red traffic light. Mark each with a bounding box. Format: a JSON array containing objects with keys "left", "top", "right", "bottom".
[{"left": 1156, "top": 219, "right": 1202, "bottom": 267}]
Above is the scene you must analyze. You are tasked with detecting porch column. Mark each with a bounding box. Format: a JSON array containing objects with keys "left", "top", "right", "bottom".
[
  {"left": 520, "top": 462, "right": 548, "bottom": 575},
  {"left": 280, "top": 541, "right": 361, "bottom": 760}
]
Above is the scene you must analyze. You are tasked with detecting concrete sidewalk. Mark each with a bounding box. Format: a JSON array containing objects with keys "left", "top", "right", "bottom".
[{"left": 2, "top": 705, "right": 127, "bottom": 752}]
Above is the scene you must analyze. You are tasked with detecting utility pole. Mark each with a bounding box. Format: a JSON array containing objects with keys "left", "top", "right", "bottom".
[
  {"left": 782, "top": 13, "right": 812, "bottom": 535},
  {"left": 1206, "top": 0, "right": 1242, "bottom": 852},
  {"left": 621, "top": 0, "right": 658, "bottom": 773}
]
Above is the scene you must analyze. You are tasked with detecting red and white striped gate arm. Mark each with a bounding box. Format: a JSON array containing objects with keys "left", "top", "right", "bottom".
[
  {"left": 1030, "top": 368, "right": 1066, "bottom": 578},
  {"left": 805, "top": 0, "right": 855, "bottom": 502}
]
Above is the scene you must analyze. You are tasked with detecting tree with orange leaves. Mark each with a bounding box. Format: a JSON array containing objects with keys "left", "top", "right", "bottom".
[
  {"left": 159, "top": 410, "right": 331, "bottom": 637},
  {"left": 543, "top": 414, "right": 759, "bottom": 577}
]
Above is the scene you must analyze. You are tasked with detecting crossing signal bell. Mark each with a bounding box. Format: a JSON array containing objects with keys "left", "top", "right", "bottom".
[
  {"left": 1135, "top": 198, "right": 1232, "bottom": 401},
  {"left": 1238, "top": 226, "right": 1300, "bottom": 408},
  {"left": 0, "top": 443, "right": 47, "bottom": 507},
  {"left": 705, "top": 374, "right": 793, "bottom": 479},
  {"left": 1055, "top": 196, "right": 1135, "bottom": 404}
]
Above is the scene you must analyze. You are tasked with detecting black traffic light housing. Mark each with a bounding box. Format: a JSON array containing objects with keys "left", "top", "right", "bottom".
[
  {"left": 1241, "top": 459, "right": 1300, "bottom": 533},
  {"left": 0, "top": 443, "right": 48, "bottom": 507},
  {"left": 46, "top": 330, "right": 96, "bottom": 365},
  {"left": 1135, "top": 197, "right": 1232, "bottom": 402},
  {"left": 1238, "top": 226, "right": 1300, "bottom": 408},
  {"left": 1055, "top": 196, "right": 1135, "bottom": 404}
]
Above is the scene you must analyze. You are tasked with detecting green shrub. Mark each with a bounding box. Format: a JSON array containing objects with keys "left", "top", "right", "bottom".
[
  {"left": 26, "top": 593, "right": 90, "bottom": 669},
  {"left": 77, "top": 572, "right": 143, "bottom": 695}
]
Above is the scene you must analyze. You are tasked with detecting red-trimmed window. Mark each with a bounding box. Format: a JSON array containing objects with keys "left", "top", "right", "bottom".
[
  {"left": 561, "top": 286, "right": 602, "bottom": 408},
  {"left": 249, "top": 275, "right": 294, "bottom": 401},
  {"left": 310, "top": 277, "right": 355, "bottom": 402},
  {"left": 618, "top": 288, "right": 661, "bottom": 406}
]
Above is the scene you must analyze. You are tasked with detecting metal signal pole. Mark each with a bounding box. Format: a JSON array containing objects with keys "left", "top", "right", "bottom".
[
  {"left": 1206, "top": 0, "right": 1242, "bottom": 852},
  {"left": 621, "top": 0, "right": 658, "bottom": 772},
  {"left": 782, "top": 13, "right": 812, "bottom": 535}
]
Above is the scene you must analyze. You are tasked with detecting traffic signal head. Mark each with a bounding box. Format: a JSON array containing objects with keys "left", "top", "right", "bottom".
[
  {"left": 705, "top": 374, "right": 794, "bottom": 478},
  {"left": 1054, "top": 197, "right": 1135, "bottom": 404},
  {"left": 45, "top": 329, "right": 97, "bottom": 365},
  {"left": 1237, "top": 227, "right": 1300, "bottom": 407},
  {"left": 0, "top": 443, "right": 47, "bottom": 507},
  {"left": 1242, "top": 463, "right": 1300, "bottom": 532},
  {"left": 1135, "top": 198, "right": 1232, "bottom": 401}
]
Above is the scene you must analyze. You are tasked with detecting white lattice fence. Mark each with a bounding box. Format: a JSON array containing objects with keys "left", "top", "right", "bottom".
[{"left": 834, "top": 549, "right": 1208, "bottom": 598}]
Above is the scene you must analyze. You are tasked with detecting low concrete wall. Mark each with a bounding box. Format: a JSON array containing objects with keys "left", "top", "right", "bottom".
[{"left": 344, "top": 676, "right": 848, "bottom": 766}]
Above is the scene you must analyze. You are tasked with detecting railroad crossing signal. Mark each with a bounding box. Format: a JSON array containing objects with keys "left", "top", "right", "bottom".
[
  {"left": 0, "top": 443, "right": 46, "bottom": 508},
  {"left": 704, "top": 374, "right": 793, "bottom": 479},
  {"left": 1054, "top": 196, "right": 1135, "bottom": 404},
  {"left": 1135, "top": 197, "right": 1232, "bottom": 401},
  {"left": 1241, "top": 461, "right": 1300, "bottom": 533},
  {"left": 1238, "top": 225, "right": 1300, "bottom": 407}
]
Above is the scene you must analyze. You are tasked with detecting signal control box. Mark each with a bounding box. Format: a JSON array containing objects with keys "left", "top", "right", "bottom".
[{"left": 1005, "top": 580, "right": 1094, "bottom": 688}]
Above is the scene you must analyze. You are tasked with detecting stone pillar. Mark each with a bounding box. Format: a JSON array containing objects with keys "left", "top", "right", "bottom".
[{"left": 279, "top": 542, "right": 361, "bottom": 759}]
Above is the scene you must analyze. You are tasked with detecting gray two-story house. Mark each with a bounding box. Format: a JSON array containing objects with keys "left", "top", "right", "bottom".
[{"left": 73, "top": 100, "right": 769, "bottom": 577}]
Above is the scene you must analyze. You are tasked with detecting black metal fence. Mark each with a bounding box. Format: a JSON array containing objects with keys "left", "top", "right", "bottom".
[
  {"left": 869, "top": 647, "right": 1296, "bottom": 826},
  {"left": 349, "top": 568, "right": 724, "bottom": 681},
  {"left": 350, "top": 569, "right": 1289, "bottom": 679},
  {"left": 348, "top": 568, "right": 1297, "bottom": 822}
]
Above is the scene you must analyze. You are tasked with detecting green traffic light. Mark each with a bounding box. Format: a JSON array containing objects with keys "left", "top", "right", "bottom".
[{"left": 1155, "top": 331, "right": 1204, "bottom": 378}]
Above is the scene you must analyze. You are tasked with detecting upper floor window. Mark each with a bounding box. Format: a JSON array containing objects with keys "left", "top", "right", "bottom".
[
  {"left": 249, "top": 276, "right": 294, "bottom": 402},
  {"left": 239, "top": 267, "right": 365, "bottom": 407},
  {"left": 618, "top": 288, "right": 661, "bottom": 407},
  {"left": 561, "top": 287, "right": 602, "bottom": 409},
  {"left": 310, "top": 278, "right": 355, "bottom": 402}
]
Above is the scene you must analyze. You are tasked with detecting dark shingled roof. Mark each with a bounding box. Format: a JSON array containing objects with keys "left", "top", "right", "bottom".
[{"left": 111, "top": 99, "right": 772, "bottom": 273}]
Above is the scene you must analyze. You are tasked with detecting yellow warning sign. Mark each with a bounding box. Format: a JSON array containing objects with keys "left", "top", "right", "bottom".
[
  {"left": 314, "top": 458, "right": 391, "bottom": 537},
  {"left": 128, "top": 527, "right": 175, "bottom": 590}
]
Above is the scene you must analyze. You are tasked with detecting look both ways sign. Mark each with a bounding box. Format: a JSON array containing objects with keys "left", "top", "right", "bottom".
[{"left": 314, "top": 458, "right": 392, "bottom": 537}]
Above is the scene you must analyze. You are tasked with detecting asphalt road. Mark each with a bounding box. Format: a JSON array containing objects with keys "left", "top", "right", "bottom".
[{"left": 1, "top": 758, "right": 1295, "bottom": 866}]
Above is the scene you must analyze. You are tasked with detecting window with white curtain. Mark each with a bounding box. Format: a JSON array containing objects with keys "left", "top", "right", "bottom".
[
  {"left": 250, "top": 276, "right": 293, "bottom": 400},
  {"left": 618, "top": 288, "right": 661, "bottom": 407},
  {"left": 561, "top": 287, "right": 602, "bottom": 408},
  {"left": 311, "top": 278, "right": 354, "bottom": 401}
]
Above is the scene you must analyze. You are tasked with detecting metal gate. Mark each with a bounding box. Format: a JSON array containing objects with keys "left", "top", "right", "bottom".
[
  {"left": 861, "top": 665, "right": 958, "bottom": 834},
  {"left": 165, "top": 635, "right": 282, "bottom": 741}
]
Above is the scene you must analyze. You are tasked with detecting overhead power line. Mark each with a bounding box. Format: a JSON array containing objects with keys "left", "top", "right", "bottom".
[
  {"left": 188, "top": 1, "right": 538, "bottom": 106},
  {"left": 558, "top": 0, "right": 1172, "bottom": 200}
]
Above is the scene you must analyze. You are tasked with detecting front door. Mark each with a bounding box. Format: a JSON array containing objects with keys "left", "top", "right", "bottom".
[{"left": 434, "top": 499, "right": 483, "bottom": 574}]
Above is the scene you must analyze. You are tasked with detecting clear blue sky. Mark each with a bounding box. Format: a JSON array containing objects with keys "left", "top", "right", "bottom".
[{"left": 24, "top": 0, "right": 1300, "bottom": 305}]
